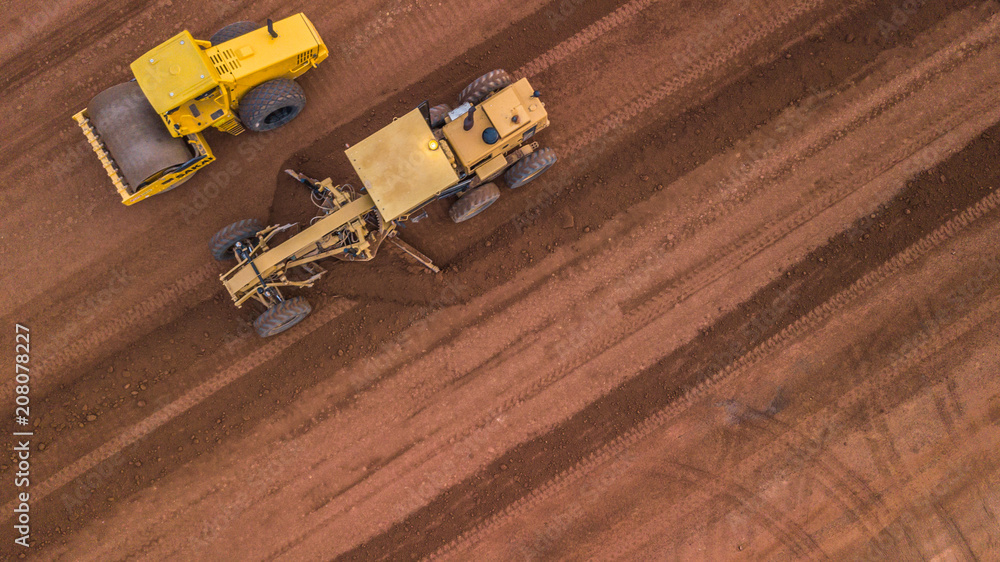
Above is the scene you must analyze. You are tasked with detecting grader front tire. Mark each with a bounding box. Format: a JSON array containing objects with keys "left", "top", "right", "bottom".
[
  {"left": 254, "top": 297, "right": 312, "bottom": 337},
  {"left": 209, "top": 219, "right": 263, "bottom": 260}
]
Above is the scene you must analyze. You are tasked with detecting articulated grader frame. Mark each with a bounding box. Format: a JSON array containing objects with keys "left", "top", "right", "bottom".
[
  {"left": 73, "top": 13, "right": 328, "bottom": 205},
  {"left": 212, "top": 70, "right": 559, "bottom": 337}
]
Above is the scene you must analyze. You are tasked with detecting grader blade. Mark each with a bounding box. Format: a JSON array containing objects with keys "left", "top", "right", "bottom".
[
  {"left": 388, "top": 233, "right": 440, "bottom": 273},
  {"left": 85, "top": 82, "right": 193, "bottom": 193}
]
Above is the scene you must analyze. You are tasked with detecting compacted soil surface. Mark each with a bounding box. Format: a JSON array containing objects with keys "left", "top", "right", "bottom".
[{"left": 2, "top": 0, "right": 999, "bottom": 559}]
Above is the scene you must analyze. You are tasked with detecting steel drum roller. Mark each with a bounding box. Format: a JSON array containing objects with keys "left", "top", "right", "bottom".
[{"left": 87, "top": 82, "right": 193, "bottom": 192}]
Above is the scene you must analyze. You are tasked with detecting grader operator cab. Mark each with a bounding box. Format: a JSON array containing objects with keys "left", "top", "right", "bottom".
[
  {"left": 210, "top": 70, "right": 558, "bottom": 337},
  {"left": 73, "top": 13, "right": 328, "bottom": 205}
]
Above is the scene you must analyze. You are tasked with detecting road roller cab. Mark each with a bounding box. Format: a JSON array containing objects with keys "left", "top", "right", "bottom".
[{"left": 72, "top": 13, "right": 328, "bottom": 205}]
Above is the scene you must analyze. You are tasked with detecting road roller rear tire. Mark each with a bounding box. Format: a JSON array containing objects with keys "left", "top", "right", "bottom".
[
  {"left": 210, "top": 21, "right": 260, "bottom": 45},
  {"left": 239, "top": 79, "right": 306, "bottom": 132}
]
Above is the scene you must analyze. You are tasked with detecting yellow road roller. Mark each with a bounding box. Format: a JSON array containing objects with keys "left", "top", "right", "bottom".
[{"left": 73, "top": 13, "right": 328, "bottom": 205}]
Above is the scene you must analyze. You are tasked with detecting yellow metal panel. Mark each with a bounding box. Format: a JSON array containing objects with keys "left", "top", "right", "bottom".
[
  {"left": 441, "top": 78, "right": 548, "bottom": 170},
  {"left": 481, "top": 88, "right": 526, "bottom": 138},
  {"left": 223, "top": 195, "right": 377, "bottom": 297},
  {"left": 475, "top": 154, "right": 507, "bottom": 183},
  {"left": 219, "top": 13, "right": 329, "bottom": 101},
  {"left": 442, "top": 105, "right": 495, "bottom": 168},
  {"left": 346, "top": 110, "right": 459, "bottom": 221},
  {"left": 131, "top": 31, "right": 218, "bottom": 114}
]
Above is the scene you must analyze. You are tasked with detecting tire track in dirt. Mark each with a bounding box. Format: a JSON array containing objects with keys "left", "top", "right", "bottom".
[
  {"left": 559, "top": 0, "right": 865, "bottom": 157},
  {"left": 0, "top": 263, "right": 218, "bottom": 406},
  {"left": 0, "top": 0, "right": 149, "bottom": 96},
  {"left": 427, "top": 188, "right": 1000, "bottom": 559},
  {"left": 599, "top": 286, "right": 1000, "bottom": 560},
  {"left": 338, "top": 28, "right": 1000, "bottom": 554},
  {"left": 35, "top": 264, "right": 217, "bottom": 373},
  {"left": 5, "top": 0, "right": 654, "bottom": 407},
  {"left": 512, "top": 0, "right": 659, "bottom": 78},
  {"left": 718, "top": 416, "right": 888, "bottom": 541},
  {"left": 667, "top": 462, "right": 828, "bottom": 559},
  {"left": 240, "top": 11, "right": 1000, "bottom": 557},
  {"left": 932, "top": 501, "right": 979, "bottom": 561},
  {"left": 0, "top": 298, "right": 355, "bottom": 514}
]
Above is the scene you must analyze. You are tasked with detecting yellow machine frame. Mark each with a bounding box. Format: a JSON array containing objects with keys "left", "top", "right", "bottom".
[{"left": 219, "top": 76, "right": 551, "bottom": 310}]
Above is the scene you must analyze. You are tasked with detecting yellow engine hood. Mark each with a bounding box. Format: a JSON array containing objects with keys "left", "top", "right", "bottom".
[{"left": 346, "top": 109, "right": 460, "bottom": 221}]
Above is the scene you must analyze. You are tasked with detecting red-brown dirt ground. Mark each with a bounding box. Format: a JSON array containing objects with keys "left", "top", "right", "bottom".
[{"left": 2, "top": 0, "right": 999, "bottom": 559}]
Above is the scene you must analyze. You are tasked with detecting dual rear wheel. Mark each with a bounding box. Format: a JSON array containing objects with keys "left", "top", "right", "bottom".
[
  {"left": 447, "top": 148, "right": 558, "bottom": 223},
  {"left": 444, "top": 70, "right": 557, "bottom": 223}
]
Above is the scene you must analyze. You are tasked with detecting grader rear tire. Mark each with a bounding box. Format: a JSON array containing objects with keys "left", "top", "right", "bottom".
[
  {"left": 505, "top": 148, "right": 557, "bottom": 189},
  {"left": 458, "top": 70, "right": 512, "bottom": 105},
  {"left": 239, "top": 79, "right": 306, "bottom": 132},
  {"left": 449, "top": 183, "right": 501, "bottom": 223},
  {"left": 210, "top": 21, "right": 260, "bottom": 45},
  {"left": 429, "top": 104, "right": 451, "bottom": 128},
  {"left": 254, "top": 297, "right": 312, "bottom": 337},
  {"left": 209, "top": 219, "right": 262, "bottom": 260}
]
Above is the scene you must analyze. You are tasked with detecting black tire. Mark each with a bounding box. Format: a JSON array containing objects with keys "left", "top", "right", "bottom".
[
  {"left": 209, "top": 219, "right": 262, "bottom": 260},
  {"left": 254, "top": 297, "right": 312, "bottom": 337},
  {"left": 239, "top": 79, "right": 306, "bottom": 132},
  {"left": 449, "top": 183, "right": 500, "bottom": 223},
  {"left": 210, "top": 21, "right": 259, "bottom": 45},
  {"left": 429, "top": 103, "right": 451, "bottom": 128},
  {"left": 458, "top": 69, "right": 512, "bottom": 105},
  {"left": 505, "top": 148, "right": 557, "bottom": 189}
]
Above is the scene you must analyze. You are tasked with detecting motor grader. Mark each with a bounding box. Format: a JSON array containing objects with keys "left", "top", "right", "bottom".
[
  {"left": 73, "top": 13, "right": 328, "bottom": 205},
  {"left": 210, "top": 70, "right": 558, "bottom": 337}
]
